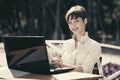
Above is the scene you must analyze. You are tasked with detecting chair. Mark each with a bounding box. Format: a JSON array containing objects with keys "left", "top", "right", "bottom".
[
  {"left": 92, "top": 56, "right": 102, "bottom": 75},
  {"left": 92, "top": 57, "right": 104, "bottom": 80}
]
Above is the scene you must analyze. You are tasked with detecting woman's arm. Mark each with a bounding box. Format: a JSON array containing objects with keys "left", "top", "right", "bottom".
[
  {"left": 51, "top": 57, "right": 83, "bottom": 72},
  {"left": 82, "top": 43, "right": 101, "bottom": 73}
]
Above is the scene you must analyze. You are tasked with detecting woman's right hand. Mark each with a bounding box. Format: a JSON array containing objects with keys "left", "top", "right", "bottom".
[{"left": 51, "top": 57, "right": 63, "bottom": 68}]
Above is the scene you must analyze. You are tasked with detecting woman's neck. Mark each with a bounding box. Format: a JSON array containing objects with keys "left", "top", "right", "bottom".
[
  {"left": 74, "top": 32, "right": 85, "bottom": 49},
  {"left": 75, "top": 32, "right": 85, "bottom": 42}
]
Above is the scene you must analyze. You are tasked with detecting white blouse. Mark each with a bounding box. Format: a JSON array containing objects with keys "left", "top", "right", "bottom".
[{"left": 61, "top": 32, "right": 102, "bottom": 73}]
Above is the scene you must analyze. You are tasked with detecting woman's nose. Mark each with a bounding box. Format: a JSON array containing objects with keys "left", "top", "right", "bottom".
[{"left": 71, "top": 22, "right": 76, "bottom": 27}]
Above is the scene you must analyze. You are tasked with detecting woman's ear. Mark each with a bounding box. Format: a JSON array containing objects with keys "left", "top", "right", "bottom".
[{"left": 84, "top": 18, "right": 87, "bottom": 24}]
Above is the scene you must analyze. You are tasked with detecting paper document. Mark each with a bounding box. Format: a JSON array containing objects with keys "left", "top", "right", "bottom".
[
  {"left": 53, "top": 71, "right": 103, "bottom": 80},
  {"left": 0, "top": 67, "right": 14, "bottom": 78},
  {"left": 0, "top": 67, "right": 30, "bottom": 79},
  {"left": 0, "top": 49, "right": 8, "bottom": 67}
]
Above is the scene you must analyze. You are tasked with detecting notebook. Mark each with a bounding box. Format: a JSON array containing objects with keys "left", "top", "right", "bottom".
[{"left": 2, "top": 36, "right": 74, "bottom": 75}]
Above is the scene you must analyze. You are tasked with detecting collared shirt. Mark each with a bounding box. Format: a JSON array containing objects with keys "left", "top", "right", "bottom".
[{"left": 61, "top": 32, "right": 102, "bottom": 73}]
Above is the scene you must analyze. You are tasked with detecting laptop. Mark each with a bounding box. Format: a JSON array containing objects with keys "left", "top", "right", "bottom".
[{"left": 2, "top": 36, "right": 74, "bottom": 75}]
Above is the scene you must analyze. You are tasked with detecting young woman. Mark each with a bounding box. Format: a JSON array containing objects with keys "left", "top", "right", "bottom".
[{"left": 48, "top": 5, "right": 102, "bottom": 74}]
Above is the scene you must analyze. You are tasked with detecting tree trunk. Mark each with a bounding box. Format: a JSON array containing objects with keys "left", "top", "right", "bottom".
[{"left": 52, "top": 0, "right": 62, "bottom": 40}]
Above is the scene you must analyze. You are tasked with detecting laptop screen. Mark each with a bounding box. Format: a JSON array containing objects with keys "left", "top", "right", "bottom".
[{"left": 2, "top": 36, "right": 50, "bottom": 74}]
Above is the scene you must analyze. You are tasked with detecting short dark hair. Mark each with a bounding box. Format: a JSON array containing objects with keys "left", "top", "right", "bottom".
[{"left": 65, "top": 5, "right": 88, "bottom": 22}]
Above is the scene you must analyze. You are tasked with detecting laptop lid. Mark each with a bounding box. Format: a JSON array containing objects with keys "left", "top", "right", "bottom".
[{"left": 2, "top": 36, "right": 51, "bottom": 74}]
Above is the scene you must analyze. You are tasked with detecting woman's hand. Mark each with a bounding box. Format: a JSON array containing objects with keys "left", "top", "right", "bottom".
[{"left": 51, "top": 57, "right": 63, "bottom": 68}]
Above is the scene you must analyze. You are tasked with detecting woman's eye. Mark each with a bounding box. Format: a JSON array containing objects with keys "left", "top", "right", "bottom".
[
  {"left": 75, "top": 20, "right": 79, "bottom": 22},
  {"left": 68, "top": 22, "right": 72, "bottom": 24}
]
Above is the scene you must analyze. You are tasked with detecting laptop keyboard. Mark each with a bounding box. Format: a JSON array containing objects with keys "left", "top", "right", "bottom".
[{"left": 50, "top": 67, "right": 74, "bottom": 74}]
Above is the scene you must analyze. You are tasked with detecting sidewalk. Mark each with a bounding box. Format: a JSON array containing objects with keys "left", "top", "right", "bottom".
[{"left": 102, "top": 47, "right": 120, "bottom": 65}]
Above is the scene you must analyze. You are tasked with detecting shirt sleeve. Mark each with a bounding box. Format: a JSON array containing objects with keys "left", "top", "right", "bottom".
[{"left": 82, "top": 42, "right": 101, "bottom": 73}]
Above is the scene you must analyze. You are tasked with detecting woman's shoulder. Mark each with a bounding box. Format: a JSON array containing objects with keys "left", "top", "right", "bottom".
[
  {"left": 89, "top": 38, "right": 101, "bottom": 47},
  {"left": 63, "top": 38, "right": 73, "bottom": 44}
]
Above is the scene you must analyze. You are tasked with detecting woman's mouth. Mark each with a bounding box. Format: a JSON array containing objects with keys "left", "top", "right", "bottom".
[{"left": 72, "top": 27, "right": 79, "bottom": 31}]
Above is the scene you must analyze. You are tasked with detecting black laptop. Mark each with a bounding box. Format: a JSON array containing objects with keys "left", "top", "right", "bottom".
[{"left": 2, "top": 36, "right": 74, "bottom": 74}]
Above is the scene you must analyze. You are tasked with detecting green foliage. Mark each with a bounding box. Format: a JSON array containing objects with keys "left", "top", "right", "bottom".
[{"left": 0, "top": 0, "right": 119, "bottom": 44}]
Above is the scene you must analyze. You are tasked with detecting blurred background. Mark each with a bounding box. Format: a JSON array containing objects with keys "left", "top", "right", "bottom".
[{"left": 0, "top": 0, "right": 120, "bottom": 45}]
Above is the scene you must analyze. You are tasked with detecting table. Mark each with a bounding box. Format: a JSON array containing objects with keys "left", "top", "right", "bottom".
[
  {"left": 16, "top": 71, "right": 103, "bottom": 80},
  {"left": 0, "top": 69, "right": 103, "bottom": 80}
]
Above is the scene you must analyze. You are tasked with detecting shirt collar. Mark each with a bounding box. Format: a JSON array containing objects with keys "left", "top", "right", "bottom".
[{"left": 72, "top": 32, "right": 89, "bottom": 45}]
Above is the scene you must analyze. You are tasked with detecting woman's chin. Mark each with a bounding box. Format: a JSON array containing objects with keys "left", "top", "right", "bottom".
[{"left": 73, "top": 32, "right": 79, "bottom": 35}]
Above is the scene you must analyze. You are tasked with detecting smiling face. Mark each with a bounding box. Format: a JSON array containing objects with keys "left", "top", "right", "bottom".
[{"left": 67, "top": 16, "right": 87, "bottom": 36}]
